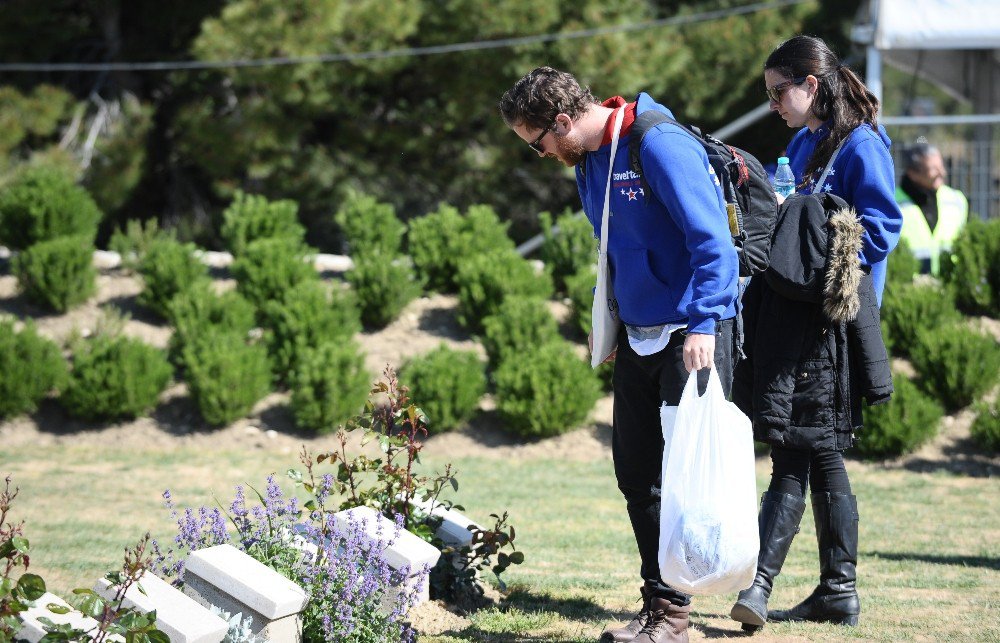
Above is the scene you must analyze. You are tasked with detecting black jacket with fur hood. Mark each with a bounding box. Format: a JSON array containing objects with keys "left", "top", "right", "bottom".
[{"left": 733, "top": 193, "right": 893, "bottom": 452}]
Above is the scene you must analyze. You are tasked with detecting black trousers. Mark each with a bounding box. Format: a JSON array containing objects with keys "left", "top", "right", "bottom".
[{"left": 611, "top": 318, "right": 735, "bottom": 605}]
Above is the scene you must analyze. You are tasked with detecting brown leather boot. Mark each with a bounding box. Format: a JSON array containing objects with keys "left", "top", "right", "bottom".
[
  {"left": 600, "top": 585, "right": 651, "bottom": 642},
  {"left": 631, "top": 597, "right": 692, "bottom": 643}
]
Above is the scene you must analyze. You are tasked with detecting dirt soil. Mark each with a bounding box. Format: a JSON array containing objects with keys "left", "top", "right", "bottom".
[{"left": 2, "top": 270, "right": 997, "bottom": 637}]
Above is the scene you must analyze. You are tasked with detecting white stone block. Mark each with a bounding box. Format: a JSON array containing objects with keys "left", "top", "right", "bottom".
[
  {"left": 332, "top": 506, "right": 441, "bottom": 572},
  {"left": 95, "top": 572, "right": 228, "bottom": 643},
  {"left": 311, "top": 253, "right": 353, "bottom": 272},
  {"left": 17, "top": 592, "right": 106, "bottom": 643},
  {"left": 406, "top": 497, "right": 480, "bottom": 548},
  {"left": 182, "top": 544, "right": 307, "bottom": 643},
  {"left": 93, "top": 250, "right": 122, "bottom": 269}
]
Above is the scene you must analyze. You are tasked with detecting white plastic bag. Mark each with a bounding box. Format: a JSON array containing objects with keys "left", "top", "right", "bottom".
[{"left": 657, "top": 367, "right": 759, "bottom": 595}]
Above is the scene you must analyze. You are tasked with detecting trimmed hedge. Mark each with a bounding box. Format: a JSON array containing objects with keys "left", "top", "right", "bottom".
[
  {"left": 61, "top": 334, "right": 171, "bottom": 421},
  {"left": 911, "top": 323, "right": 1000, "bottom": 411},
  {"left": 0, "top": 319, "right": 67, "bottom": 419},
  {"left": 260, "top": 280, "right": 361, "bottom": 385},
  {"left": 970, "top": 400, "right": 1000, "bottom": 453},
  {"left": 885, "top": 236, "right": 919, "bottom": 286},
  {"left": 167, "top": 281, "right": 258, "bottom": 367},
  {"left": 400, "top": 345, "right": 485, "bottom": 433},
  {"left": 137, "top": 237, "right": 209, "bottom": 319},
  {"left": 564, "top": 267, "right": 597, "bottom": 337},
  {"left": 880, "top": 283, "right": 960, "bottom": 358},
  {"left": 334, "top": 191, "right": 406, "bottom": 257},
  {"left": 455, "top": 250, "right": 554, "bottom": 333},
  {"left": 344, "top": 254, "right": 422, "bottom": 330},
  {"left": 290, "top": 340, "right": 371, "bottom": 434},
  {"left": 231, "top": 236, "right": 317, "bottom": 308},
  {"left": 539, "top": 210, "right": 596, "bottom": 293},
  {"left": 481, "top": 296, "right": 560, "bottom": 368},
  {"left": 221, "top": 190, "right": 305, "bottom": 257},
  {"left": 408, "top": 203, "right": 515, "bottom": 293},
  {"left": 0, "top": 165, "right": 101, "bottom": 249},
  {"left": 493, "top": 340, "right": 600, "bottom": 438},
  {"left": 941, "top": 218, "right": 1000, "bottom": 317},
  {"left": 13, "top": 235, "right": 96, "bottom": 312},
  {"left": 182, "top": 327, "right": 272, "bottom": 426},
  {"left": 856, "top": 373, "right": 943, "bottom": 459}
]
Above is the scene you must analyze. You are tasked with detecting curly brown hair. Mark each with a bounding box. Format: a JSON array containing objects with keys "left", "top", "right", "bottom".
[{"left": 499, "top": 66, "right": 597, "bottom": 130}]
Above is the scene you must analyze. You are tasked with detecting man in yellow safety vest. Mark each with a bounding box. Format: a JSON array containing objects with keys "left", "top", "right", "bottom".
[{"left": 895, "top": 140, "right": 968, "bottom": 275}]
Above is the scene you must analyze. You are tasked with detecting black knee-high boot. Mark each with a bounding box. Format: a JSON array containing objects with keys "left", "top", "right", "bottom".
[
  {"left": 729, "top": 491, "right": 806, "bottom": 631},
  {"left": 768, "top": 492, "right": 860, "bottom": 625}
]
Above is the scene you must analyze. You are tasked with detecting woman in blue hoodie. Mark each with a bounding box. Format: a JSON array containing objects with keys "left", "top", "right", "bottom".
[{"left": 729, "top": 35, "right": 902, "bottom": 632}]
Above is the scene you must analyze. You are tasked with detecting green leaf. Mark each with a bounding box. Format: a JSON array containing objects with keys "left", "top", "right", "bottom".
[
  {"left": 71, "top": 592, "right": 105, "bottom": 619},
  {"left": 378, "top": 435, "right": 390, "bottom": 453},
  {"left": 509, "top": 551, "right": 525, "bottom": 564},
  {"left": 449, "top": 477, "right": 459, "bottom": 492},
  {"left": 0, "top": 539, "right": 14, "bottom": 559},
  {"left": 46, "top": 603, "right": 71, "bottom": 615},
  {"left": 286, "top": 468, "right": 303, "bottom": 483},
  {"left": 147, "top": 630, "right": 170, "bottom": 643},
  {"left": 11, "top": 537, "right": 29, "bottom": 554},
  {"left": 17, "top": 573, "right": 46, "bottom": 600},
  {"left": 303, "top": 499, "right": 317, "bottom": 512}
]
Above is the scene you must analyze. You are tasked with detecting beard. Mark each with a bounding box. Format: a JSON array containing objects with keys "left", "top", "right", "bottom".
[{"left": 551, "top": 134, "right": 587, "bottom": 167}]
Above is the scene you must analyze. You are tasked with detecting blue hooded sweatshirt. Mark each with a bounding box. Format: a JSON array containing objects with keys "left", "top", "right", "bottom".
[
  {"left": 785, "top": 123, "right": 903, "bottom": 303},
  {"left": 575, "top": 93, "right": 739, "bottom": 335}
]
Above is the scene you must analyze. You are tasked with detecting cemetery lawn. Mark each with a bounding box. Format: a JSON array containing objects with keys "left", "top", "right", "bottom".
[{"left": 3, "top": 440, "right": 998, "bottom": 642}]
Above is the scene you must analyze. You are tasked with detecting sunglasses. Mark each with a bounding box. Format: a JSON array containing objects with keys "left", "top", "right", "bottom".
[
  {"left": 528, "top": 121, "right": 556, "bottom": 154},
  {"left": 766, "top": 76, "right": 807, "bottom": 103}
]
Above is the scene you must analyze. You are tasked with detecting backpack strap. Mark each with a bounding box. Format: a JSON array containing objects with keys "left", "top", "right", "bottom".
[{"left": 628, "top": 110, "right": 703, "bottom": 204}]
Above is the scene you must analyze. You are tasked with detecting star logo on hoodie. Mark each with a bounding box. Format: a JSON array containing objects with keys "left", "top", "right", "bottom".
[
  {"left": 822, "top": 183, "right": 833, "bottom": 192},
  {"left": 621, "top": 188, "right": 639, "bottom": 201}
]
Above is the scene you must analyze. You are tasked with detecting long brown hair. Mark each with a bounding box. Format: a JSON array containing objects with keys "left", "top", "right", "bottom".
[{"left": 765, "top": 35, "right": 880, "bottom": 184}]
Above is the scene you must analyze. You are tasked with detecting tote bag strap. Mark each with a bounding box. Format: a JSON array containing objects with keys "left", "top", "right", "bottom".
[
  {"left": 814, "top": 136, "right": 847, "bottom": 192},
  {"left": 598, "top": 106, "right": 628, "bottom": 256}
]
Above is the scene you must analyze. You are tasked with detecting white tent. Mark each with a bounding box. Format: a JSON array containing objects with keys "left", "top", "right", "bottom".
[{"left": 857, "top": 0, "right": 1000, "bottom": 217}]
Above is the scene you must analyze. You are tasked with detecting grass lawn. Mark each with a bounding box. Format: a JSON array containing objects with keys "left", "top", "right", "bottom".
[{"left": 3, "top": 442, "right": 998, "bottom": 642}]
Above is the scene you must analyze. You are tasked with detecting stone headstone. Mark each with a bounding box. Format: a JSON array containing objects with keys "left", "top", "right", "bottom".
[
  {"left": 182, "top": 544, "right": 308, "bottom": 643},
  {"left": 406, "top": 496, "right": 480, "bottom": 548},
  {"left": 17, "top": 592, "right": 114, "bottom": 643},
  {"left": 95, "top": 571, "right": 228, "bottom": 643}
]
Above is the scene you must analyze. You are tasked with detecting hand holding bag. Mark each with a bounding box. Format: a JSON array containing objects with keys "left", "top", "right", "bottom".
[
  {"left": 590, "top": 106, "right": 627, "bottom": 368},
  {"left": 657, "top": 367, "right": 759, "bottom": 595}
]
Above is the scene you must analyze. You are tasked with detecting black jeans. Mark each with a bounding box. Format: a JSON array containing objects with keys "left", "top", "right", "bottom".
[
  {"left": 767, "top": 446, "right": 853, "bottom": 497},
  {"left": 611, "top": 318, "right": 735, "bottom": 605}
]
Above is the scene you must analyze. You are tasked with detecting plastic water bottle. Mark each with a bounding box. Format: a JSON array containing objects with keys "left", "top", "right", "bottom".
[{"left": 773, "top": 156, "right": 796, "bottom": 199}]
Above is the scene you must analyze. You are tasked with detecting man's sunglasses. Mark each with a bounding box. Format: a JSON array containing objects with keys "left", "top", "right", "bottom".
[
  {"left": 528, "top": 121, "right": 556, "bottom": 154},
  {"left": 766, "top": 76, "right": 807, "bottom": 103}
]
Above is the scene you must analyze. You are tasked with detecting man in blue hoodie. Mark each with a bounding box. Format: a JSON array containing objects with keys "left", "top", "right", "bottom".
[{"left": 500, "top": 67, "right": 739, "bottom": 643}]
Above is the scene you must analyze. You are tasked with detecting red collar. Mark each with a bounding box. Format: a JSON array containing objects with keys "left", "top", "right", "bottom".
[{"left": 599, "top": 96, "right": 637, "bottom": 145}]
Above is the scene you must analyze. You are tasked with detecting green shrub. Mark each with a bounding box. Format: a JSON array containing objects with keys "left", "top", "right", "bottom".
[
  {"left": 565, "top": 266, "right": 597, "bottom": 337},
  {"left": 493, "top": 340, "right": 600, "bottom": 438},
  {"left": 880, "top": 284, "right": 961, "bottom": 357},
  {"left": 970, "top": 400, "right": 1000, "bottom": 452},
  {"left": 481, "top": 296, "right": 560, "bottom": 368},
  {"left": 167, "top": 281, "right": 257, "bottom": 367},
  {"left": 456, "top": 250, "right": 554, "bottom": 333},
  {"left": 941, "top": 218, "right": 1000, "bottom": 317},
  {"left": 345, "top": 254, "right": 421, "bottom": 330},
  {"left": 181, "top": 327, "right": 272, "bottom": 426},
  {"left": 13, "top": 235, "right": 96, "bottom": 312},
  {"left": 400, "top": 345, "right": 485, "bottom": 433},
  {"left": 408, "top": 203, "right": 515, "bottom": 293},
  {"left": 220, "top": 190, "right": 305, "bottom": 257},
  {"left": 0, "top": 165, "right": 101, "bottom": 249},
  {"left": 334, "top": 191, "right": 406, "bottom": 257},
  {"left": 137, "top": 237, "right": 209, "bottom": 319},
  {"left": 856, "top": 373, "right": 943, "bottom": 459},
  {"left": 539, "top": 209, "right": 595, "bottom": 293},
  {"left": 886, "top": 236, "right": 919, "bottom": 286},
  {"left": 108, "top": 218, "right": 161, "bottom": 273},
  {"left": 911, "top": 323, "right": 1000, "bottom": 411},
  {"left": 0, "top": 319, "right": 67, "bottom": 419},
  {"left": 61, "top": 334, "right": 171, "bottom": 421},
  {"left": 290, "top": 340, "right": 371, "bottom": 433},
  {"left": 231, "top": 237, "right": 317, "bottom": 308},
  {"left": 260, "top": 280, "right": 361, "bottom": 384}
]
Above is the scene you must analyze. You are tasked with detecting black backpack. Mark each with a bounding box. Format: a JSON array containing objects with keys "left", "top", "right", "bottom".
[{"left": 628, "top": 110, "right": 778, "bottom": 277}]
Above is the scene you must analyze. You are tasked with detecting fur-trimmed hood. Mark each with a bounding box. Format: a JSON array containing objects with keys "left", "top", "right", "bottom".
[
  {"left": 763, "top": 192, "right": 863, "bottom": 322},
  {"left": 823, "top": 207, "right": 864, "bottom": 322}
]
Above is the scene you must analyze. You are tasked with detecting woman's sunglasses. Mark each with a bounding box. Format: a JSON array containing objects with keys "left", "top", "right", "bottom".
[{"left": 766, "top": 77, "right": 807, "bottom": 103}]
